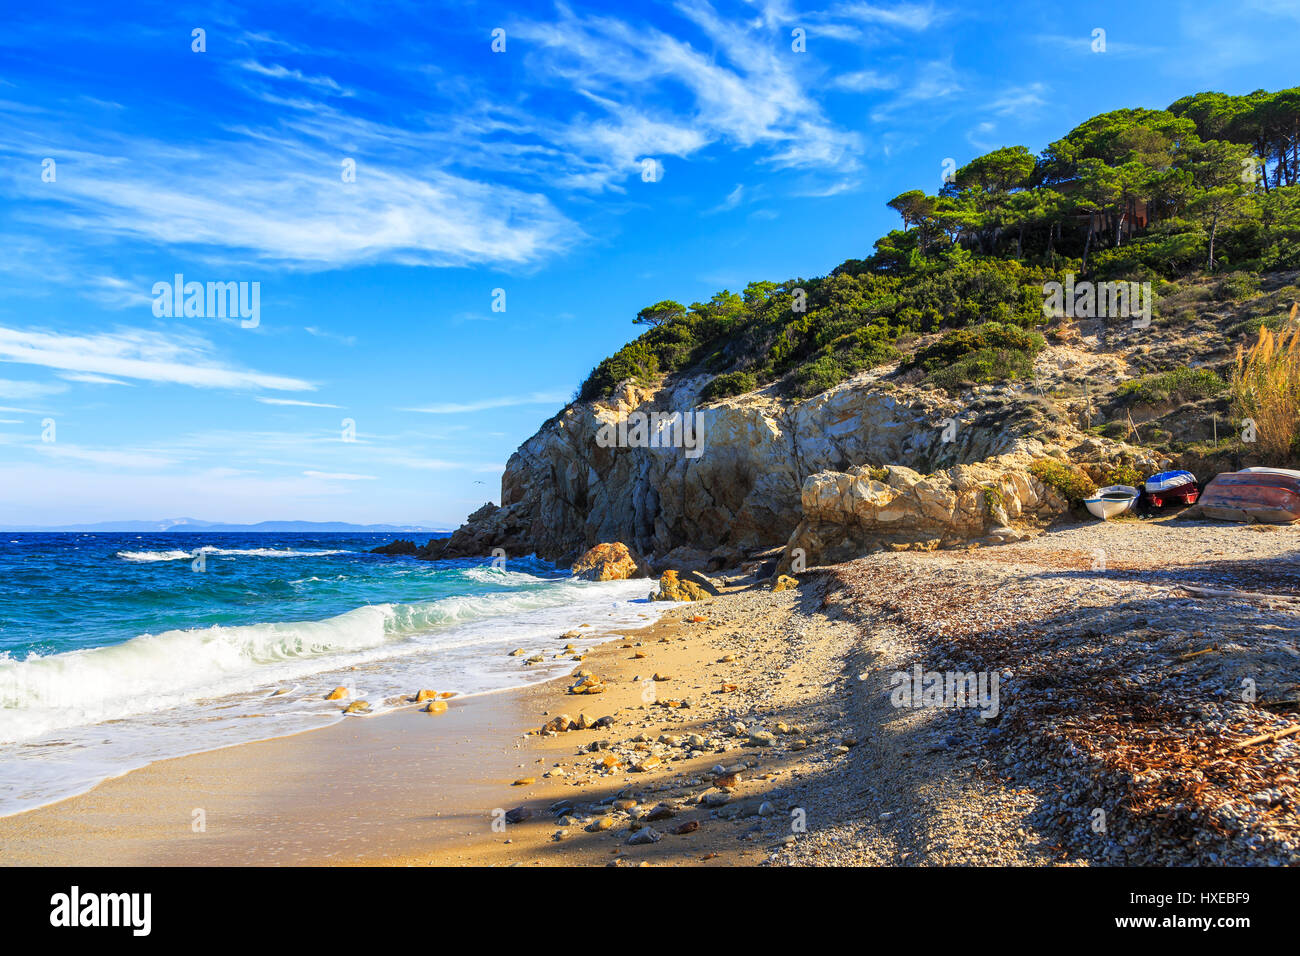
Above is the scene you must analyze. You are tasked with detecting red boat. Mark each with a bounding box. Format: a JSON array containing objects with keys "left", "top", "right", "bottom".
[
  {"left": 1143, "top": 470, "right": 1200, "bottom": 508},
  {"left": 1189, "top": 468, "right": 1300, "bottom": 524}
]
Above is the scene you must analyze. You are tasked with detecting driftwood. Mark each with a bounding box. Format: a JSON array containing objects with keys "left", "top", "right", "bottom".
[
  {"left": 1230, "top": 724, "right": 1300, "bottom": 749},
  {"left": 1176, "top": 645, "right": 1220, "bottom": 661},
  {"left": 1173, "top": 584, "right": 1300, "bottom": 605}
]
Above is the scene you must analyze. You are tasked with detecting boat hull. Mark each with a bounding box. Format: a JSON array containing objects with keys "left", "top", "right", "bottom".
[
  {"left": 1147, "top": 488, "right": 1199, "bottom": 508},
  {"left": 1190, "top": 471, "right": 1300, "bottom": 524},
  {"left": 1084, "top": 486, "right": 1140, "bottom": 520},
  {"left": 1143, "top": 470, "right": 1200, "bottom": 509}
]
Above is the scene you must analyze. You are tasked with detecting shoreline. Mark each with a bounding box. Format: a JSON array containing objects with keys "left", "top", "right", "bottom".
[
  {"left": 3, "top": 520, "right": 1298, "bottom": 867},
  {"left": 0, "top": 606, "right": 680, "bottom": 866}
]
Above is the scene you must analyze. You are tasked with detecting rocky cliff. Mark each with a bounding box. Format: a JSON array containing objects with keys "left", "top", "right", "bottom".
[{"left": 418, "top": 362, "right": 1170, "bottom": 572}]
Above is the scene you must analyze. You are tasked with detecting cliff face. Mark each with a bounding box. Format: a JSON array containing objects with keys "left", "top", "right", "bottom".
[{"left": 432, "top": 370, "right": 1106, "bottom": 568}]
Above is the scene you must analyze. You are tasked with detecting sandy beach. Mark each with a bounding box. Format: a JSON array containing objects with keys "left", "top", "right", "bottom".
[{"left": 2, "top": 518, "right": 1297, "bottom": 867}]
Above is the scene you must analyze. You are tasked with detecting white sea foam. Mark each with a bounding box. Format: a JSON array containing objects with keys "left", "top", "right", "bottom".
[
  {"left": 0, "top": 577, "right": 661, "bottom": 817},
  {"left": 116, "top": 547, "right": 353, "bottom": 562}
]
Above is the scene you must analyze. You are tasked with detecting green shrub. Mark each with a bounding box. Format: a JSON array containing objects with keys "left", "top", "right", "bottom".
[
  {"left": 926, "top": 348, "right": 1037, "bottom": 391},
  {"left": 1218, "top": 272, "right": 1261, "bottom": 302},
  {"left": 701, "top": 371, "right": 757, "bottom": 401},
  {"left": 1099, "top": 420, "right": 1129, "bottom": 439},
  {"left": 1228, "top": 313, "right": 1288, "bottom": 339},
  {"left": 788, "top": 355, "right": 850, "bottom": 398},
  {"left": 1116, "top": 366, "right": 1225, "bottom": 405},
  {"left": 1029, "top": 458, "right": 1096, "bottom": 503},
  {"left": 910, "top": 322, "right": 1045, "bottom": 372},
  {"left": 908, "top": 322, "right": 1044, "bottom": 391},
  {"left": 1101, "top": 464, "right": 1144, "bottom": 487},
  {"left": 982, "top": 484, "right": 1006, "bottom": 519}
]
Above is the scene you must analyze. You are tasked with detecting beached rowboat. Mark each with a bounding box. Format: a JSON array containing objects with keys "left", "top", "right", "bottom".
[
  {"left": 1084, "top": 485, "right": 1140, "bottom": 520},
  {"left": 1143, "top": 469, "right": 1199, "bottom": 508},
  {"left": 1189, "top": 469, "right": 1300, "bottom": 524}
]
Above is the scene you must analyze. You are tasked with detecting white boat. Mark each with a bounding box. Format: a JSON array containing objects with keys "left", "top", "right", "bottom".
[{"left": 1084, "top": 485, "right": 1140, "bottom": 520}]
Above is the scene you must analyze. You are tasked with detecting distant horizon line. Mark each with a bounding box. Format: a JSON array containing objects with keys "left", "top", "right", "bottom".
[{"left": 1, "top": 519, "right": 459, "bottom": 533}]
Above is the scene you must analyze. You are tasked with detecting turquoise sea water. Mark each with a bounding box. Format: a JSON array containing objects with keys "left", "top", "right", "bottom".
[{"left": 0, "top": 532, "right": 660, "bottom": 816}]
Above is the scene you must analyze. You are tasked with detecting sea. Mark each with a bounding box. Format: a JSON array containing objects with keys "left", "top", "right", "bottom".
[{"left": 0, "top": 532, "right": 661, "bottom": 817}]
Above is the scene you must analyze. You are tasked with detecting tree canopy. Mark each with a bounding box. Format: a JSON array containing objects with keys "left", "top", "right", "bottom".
[{"left": 579, "top": 86, "right": 1300, "bottom": 404}]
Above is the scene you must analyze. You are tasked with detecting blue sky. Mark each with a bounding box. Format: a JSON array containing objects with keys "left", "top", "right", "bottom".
[{"left": 1, "top": 0, "right": 1297, "bottom": 527}]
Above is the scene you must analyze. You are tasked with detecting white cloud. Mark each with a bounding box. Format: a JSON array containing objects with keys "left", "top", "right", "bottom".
[
  {"left": 513, "top": 2, "right": 863, "bottom": 186},
  {"left": 1034, "top": 33, "right": 1151, "bottom": 57},
  {"left": 303, "top": 470, "right": 376, "bottom": 480},
  {"left": 35, "top": 443, "right": 179, "bottom": 469},
  {"left": 869, "top": 58, "right": 963, "bottom": 121},
  {"left": 829, "top": 2, "right": 943, "bottom": 31},
  {"left": 831, "top": 70, "right": 899, "bottom": 92},
  {"left": 402, "top": 391, "right": 571, "bottom": 414},
  {"left": 988, "top": 82, "right": 1048, "bottom": 116},
  {"left": 0, "top": 326, "right": 313, "bottom": 392},
  {"left": 59, "top": 372, "right": 132, "bottom": 386},
  {"left": 304, "top": 326, "right": 356, "bottom": 346},
  {"left": 238, "top": 60, "right": 347, "bottom": 94},
  {"left": 0, "top": 378, "right": 67, "bottom": 399},
  {"left": 257, "top": 397, "right": 340, "bottom": 408},
  {"left": 710, "top": 184, "right": 745, "bottom": 213}
]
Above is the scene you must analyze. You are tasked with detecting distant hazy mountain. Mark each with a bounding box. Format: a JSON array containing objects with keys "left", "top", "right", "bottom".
[{"left": 1, "top": 518, "right": 451, "bottom": 533}]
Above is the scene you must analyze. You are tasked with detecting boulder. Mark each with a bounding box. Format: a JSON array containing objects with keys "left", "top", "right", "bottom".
[
  {"left": 776, "top": 454, "right": 1069, "bottom": 572},
  {"left": 571, "top": 542, "right": 644, "bottom": 581},
  {"left": 679, "top": 569, "right": 722, "bottom": 595},
  {"left": 369, "top": 538, "right": 417, "bottom": 556},
  {"left": 650, "top": 570, "right": 710, "bottom": 602}
]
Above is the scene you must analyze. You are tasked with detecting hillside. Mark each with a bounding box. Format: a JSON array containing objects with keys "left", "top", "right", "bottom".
[
  {"left": 579, "top": 88, "right": 1300, "bottom": 414},
  {"left": 403, "top": 88, "right": 1300, "bottom": 570}
]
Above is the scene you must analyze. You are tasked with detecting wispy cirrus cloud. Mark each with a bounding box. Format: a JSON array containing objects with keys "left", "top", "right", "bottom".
[
  {"left": 868, "top": 57, "right": 963, "bottom": 121},
  {"left": 828, "top": 1, "right": 944, "bottom": 31},
  {"left": 0, "top": 377, "right": 66, "bottom": 399},
  {"left": 1034, "top": 32, "right": 1154, "bottom": 58},
  {"left": 237, "top": 60, "right": 348, "bottom": 95},
  {"left": 512, "top": 0, "right": 864, "bottom": 189},
  {"left": 59, "top": 372, "right": 132, "bottom": 385},
  {"left": 402, "top": 391, "right": 571, "bottom": 415},
  {"left": 257, "top": 397, "right": 340, "bottom": 408},
  {"left": 34, "top": 443, "right": 179, "bottom": 470},
  {"left": 5, "top": 131, "right": 576, "bottom": 271},
  {"left": 0, "top": 326, "right": 313, "bottom": 391},
  {"left": 0, "top": 1, "right": 937, "bottom": 284},
  {"left": 830, "top": 69, "right": 899, "bottom": 92},
  {"left": 987, "top": 82, "right": 1049, "bottom": 117}
]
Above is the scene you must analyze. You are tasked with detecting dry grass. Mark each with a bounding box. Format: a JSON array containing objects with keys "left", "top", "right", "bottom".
[{"left": 1231, "top": 304, "right": 1300, "bottom": 463}]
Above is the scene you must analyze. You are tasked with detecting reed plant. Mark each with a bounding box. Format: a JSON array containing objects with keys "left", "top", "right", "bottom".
[{"left": 1230, "top": 304, "right": 1300, "bottom": 463}]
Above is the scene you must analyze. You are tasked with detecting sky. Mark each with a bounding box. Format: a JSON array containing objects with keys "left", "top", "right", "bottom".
[{"left": 1, "top": 0, "right": 1297, "bottom": 527}]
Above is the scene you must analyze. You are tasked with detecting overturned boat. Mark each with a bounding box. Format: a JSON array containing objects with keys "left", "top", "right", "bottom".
[
  {"left": 1187, "top": 468, "right": 1300, "bottom": 524},
  {"left": 1143, "top": 469, "right": 1199, "bottom": 508},
  {"left": 1084, "top": 485, "right": 1140, "bottom": 520}
]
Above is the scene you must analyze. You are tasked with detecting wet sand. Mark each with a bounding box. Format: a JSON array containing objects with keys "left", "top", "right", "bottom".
[{"left": 0, "top": 684, "right": 538, "bottom": 865}]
